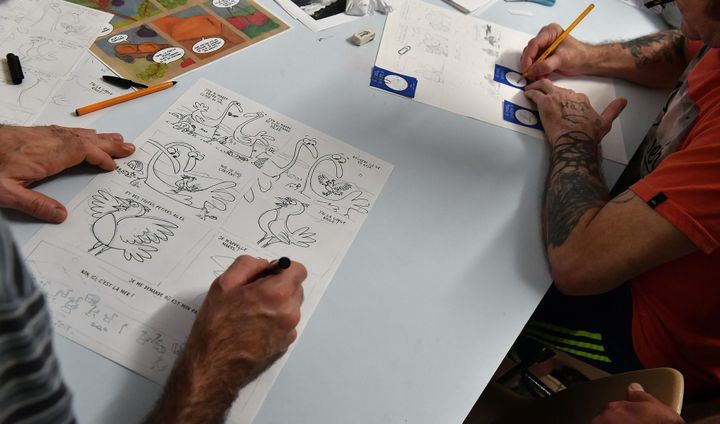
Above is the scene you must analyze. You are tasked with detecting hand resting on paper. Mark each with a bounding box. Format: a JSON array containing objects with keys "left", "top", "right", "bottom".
[
  {"left": 0, "top": 125, "right": 133, "bottom": 223},
  {"left": 523, "top": 79, "right": 627, "bottom": 145},
  {"left": 521, "top": 23, "right": 592, "bottom": 80},
  {"left": 144, "top": 255, "right": 306, "bottom": 424}
]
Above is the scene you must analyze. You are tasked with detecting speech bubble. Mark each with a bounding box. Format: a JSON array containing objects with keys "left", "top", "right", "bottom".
[
  {"left": 152, "top": 47, "right": 185, "bottom": 64},
  {"left": 99, "top": 24, "right": 114, "bottom": 37},
  {"left": 192, "top": 37, "right": 225, "bottom": 54},
  {"left": 213, "top": 0, "right": 240, "bottom": 6},
  {"left": 108, "top": 34, "right": 128, "bottom": 44}
]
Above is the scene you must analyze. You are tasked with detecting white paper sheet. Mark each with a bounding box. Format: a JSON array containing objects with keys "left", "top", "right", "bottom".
[
  {"left": 444, "top": 0, "right": 496, "bottom": 14},
  {"left": 23, "top": 78, "right": 392, "bottom": 423},
  {"left": 373, "top": 0, "right": 628, "bottom": 164},
  {"left": 0, "top": 0, "right": 111, "bottom": 125},
  {"left": 34, "top": 52, "right": 124, "bottom": 127},
  {"left": 274, "top": 0, "right": 358, "bottom": 32}
]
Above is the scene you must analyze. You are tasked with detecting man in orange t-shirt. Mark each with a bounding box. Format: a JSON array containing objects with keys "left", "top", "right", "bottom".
[{"left": 511, "top": 0, "right": 720, "bottom": 421}]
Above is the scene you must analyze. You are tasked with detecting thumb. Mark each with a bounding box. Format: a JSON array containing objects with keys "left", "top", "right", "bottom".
[
  {"left": 627, "top": 382, "right": 657, "bottom": 402},
  {"left": 600, "top": 97, "right": 628, "bottom": 131},
  {"left": 4, "top": 184, "right": 67, "bottom": 223}
]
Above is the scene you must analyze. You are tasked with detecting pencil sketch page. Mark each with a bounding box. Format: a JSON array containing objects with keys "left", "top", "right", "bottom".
[
  {"left": 23, "top": 78, "right": 393, "bottom": 423},
  {"left": 373, "top": 0, "right": 628, "bottom": 164},
  {"left": 35, "top": 52, "right": 125, "bottom": 127},
  {"left": 0, "top": 0, "right": 111, "bottom": 125}
]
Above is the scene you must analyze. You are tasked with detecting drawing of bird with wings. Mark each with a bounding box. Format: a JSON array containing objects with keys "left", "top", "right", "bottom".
[
  {"left": 88, "top": 189, "right": 178, "bottom": 263},
  {"left": 257, "top": 197, "right": 316, "bottom": 248},
  {"left": 142, "top": 139, "right": 237, "bottom": 220}
]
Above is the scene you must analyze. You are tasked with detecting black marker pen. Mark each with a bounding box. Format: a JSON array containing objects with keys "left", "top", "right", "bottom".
[{"left": 6, "top": 53, "right": 23, "bottom": 85}]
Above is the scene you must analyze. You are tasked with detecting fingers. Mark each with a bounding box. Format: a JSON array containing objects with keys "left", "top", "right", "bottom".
[
  {"left": 0, "top": 182, "right": 67, "bottom": 223},
  {"left": 521, "top": 24, "right": 564, "bottom": 72},
  {"left": 218, "top": 255, "right": 270, "bottom": 291},
  {"left": 626, "top": 382, "right": 658, "bottom": 403},
  {"left": 527, "top": 54, "right": 564, "bottom": 79},
  {"left": 600, "top": 97, "right": 628, "bottom": 130}
]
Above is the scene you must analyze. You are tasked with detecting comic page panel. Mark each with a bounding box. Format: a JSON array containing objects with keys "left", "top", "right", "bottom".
[
  {"left": 114, "top": 130, "right": 256, "bottom": 223},
  {"left": 247, "top": 132, "right": 393, "bottom": 225},
  {"left": 25, "top": 240, "right": 185, "bottom": 384},
  {"left": 226, "top": 186, "right": 356, "bottom": 278},
  {"left": 38, "top": 179, "right": 210, "bottom": 284}
]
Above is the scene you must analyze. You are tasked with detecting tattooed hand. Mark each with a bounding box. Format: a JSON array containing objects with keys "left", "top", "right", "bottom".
[
  {"left": 524, "top": 79, "right": 627, "bottom": 146},
  {"left": 521, "top": 23, "right": 592, "bottom": 80}
]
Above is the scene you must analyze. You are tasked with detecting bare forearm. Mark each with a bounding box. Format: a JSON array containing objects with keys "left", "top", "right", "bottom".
[{"left": 582, "top": 30, "right": 688, "bottom": 88}]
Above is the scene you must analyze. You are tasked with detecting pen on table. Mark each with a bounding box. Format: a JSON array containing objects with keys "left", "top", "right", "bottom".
[
  {"left": 102, "top": 75, "right": 148, "bottom": 89},
  {"left": 259, "top": 257, "right": 292, "bottom": 279},
  {"left": 75, "top": 80, "right": 177, "bottom": 116},
  {"left": 6, "top": 53, "right": 23, "bottom": 85},
  {"left": 522, "top": 3, "right": 595, "bottom": 78}
]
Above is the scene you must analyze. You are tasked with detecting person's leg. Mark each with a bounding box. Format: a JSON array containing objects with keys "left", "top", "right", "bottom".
[{"left": 512, "top": 283, "right": 643, "bottom": 374}]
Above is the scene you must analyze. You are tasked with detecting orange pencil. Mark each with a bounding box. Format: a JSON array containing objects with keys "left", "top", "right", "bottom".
[
  {"left": 75, "top": 81, "right": 177, "bottom": 116},
  {"left": 522, "top": 4, "right": 595, "bottom": 78}
]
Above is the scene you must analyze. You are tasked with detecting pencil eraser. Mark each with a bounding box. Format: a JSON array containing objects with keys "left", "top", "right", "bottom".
[{"left": 352, "top": 29, "right": 375, "bottom": 46}]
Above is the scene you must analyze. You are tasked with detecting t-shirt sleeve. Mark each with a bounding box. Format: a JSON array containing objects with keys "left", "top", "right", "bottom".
[
  {"left": 687, "top": 40, "right": 705, "bottom": 61},
  {"left": 631, "top": 116, "right": 720, "bottom": 254}
]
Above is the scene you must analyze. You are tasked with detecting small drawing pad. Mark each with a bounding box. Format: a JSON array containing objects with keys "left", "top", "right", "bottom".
[
  {"left": 494, "top": 64, "right": 527, "bottom": 89},
  {"left": 503, "top": 100, "right": 543, "bottom": 130},
  {"left": 370, "top": 66, "right": 418, "bottom": 98}
]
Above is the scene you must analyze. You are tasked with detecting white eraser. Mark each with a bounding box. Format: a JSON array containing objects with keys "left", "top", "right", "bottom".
[{"left": 352, "top": 29, "right": 375, "bottom": 46}]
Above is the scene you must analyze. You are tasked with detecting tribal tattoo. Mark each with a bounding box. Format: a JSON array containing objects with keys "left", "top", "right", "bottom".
[
  {"left": 544, "top": 131, "right": 610, "bottom": 247},
  {"left": 621, "top": 30, "right": 685, "bottom": 68}
]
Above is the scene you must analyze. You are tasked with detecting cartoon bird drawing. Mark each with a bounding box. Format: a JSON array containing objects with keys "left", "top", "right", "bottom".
[
  {"left": 257, "top": 197, "right": 316, "bottom": 248},
  {"left": 262, "top": 137, "right": 319, "bottom": 179},
  {"left": 244, "top": 137, "right": 321, "bottom": 203},
  {"left": 87, "top": 189, "right": 178, "bottom": 262},
  {"left": 214, "top": 111, "right": 276, "bottom": 159},
  {"left": 168, "top": 101, "right": 241, "bottom": 139},
  {"left": 142, "top": 139, "right": 237, "bottom": 220},
  {"left": 300, "top": 153, "right": 370, "bottom": 217}
]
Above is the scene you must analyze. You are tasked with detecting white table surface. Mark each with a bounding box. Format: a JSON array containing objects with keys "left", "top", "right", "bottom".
[{"left": 5, "top": 0, "right": 669, "bottom": 422}]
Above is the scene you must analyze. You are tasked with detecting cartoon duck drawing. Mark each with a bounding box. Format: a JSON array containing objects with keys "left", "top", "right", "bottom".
[
  {"left": 262, "top": 137, "right": 319, "bottom": 179},
  {"left": 257, "top": 197, "right": 316, "bottom": 248},
  {"left": 87, "top": 189, "right": 178, "bottom": 262},
  {"left": 142, "top": 139, "right": 237, "bottom": 220},
  {"left": 300, "top": 154, "right": 370, "bottom": 217},
  {"left": 214, "top": 111, "right": 276, "bottom": 159},
  {"left": 169, "top": 101, "right": 242, "bottom": 139},
  {"left": 244, "top": 137, "right": 320, "bottom": 202}
]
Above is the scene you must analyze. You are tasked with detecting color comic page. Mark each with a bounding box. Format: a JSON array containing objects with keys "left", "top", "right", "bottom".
[{"left": 65, "top": 0, "right": 290, "bottom": 83}]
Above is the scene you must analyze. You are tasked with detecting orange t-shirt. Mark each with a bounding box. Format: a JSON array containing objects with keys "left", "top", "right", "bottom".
[{"left": 629, "top": 41, "right": 720, "bottom": 395}]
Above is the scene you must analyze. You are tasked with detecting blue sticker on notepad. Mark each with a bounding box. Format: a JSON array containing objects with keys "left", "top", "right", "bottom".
[
  {"left": 370, "top": 66, "right": 418, "bottom": 98},
  {"left": 494, "top": 64, "right": 528, "bottom": 90},
  {"left": 503, "top": 100, "right": 543, "bottom": 130}
]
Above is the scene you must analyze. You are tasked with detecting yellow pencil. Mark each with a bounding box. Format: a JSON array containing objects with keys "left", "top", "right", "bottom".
[
  {"left": 75, "top": 81, "right": 177, "bottom": 116},
  {"left": 522, "top": 3, "right": 595, "bottom": 78}
]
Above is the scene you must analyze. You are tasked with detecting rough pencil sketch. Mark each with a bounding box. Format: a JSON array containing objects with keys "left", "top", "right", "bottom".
[
  {"left": 0, "top": 0, "right": 110, "bottom": 125},
  {"left": 88, "top": 189, "right": 178, "bottom": 262}
]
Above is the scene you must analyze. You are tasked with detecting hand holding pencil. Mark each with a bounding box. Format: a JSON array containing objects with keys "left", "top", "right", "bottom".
[{"left": 520, "top": 4, "right": 595, "bottom": 80}]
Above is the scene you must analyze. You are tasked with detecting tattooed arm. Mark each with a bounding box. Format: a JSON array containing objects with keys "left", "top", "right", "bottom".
[
  {"left": 521, "top": 26, "right": 688, "bottom": 88},
  {"left": 525, "top": 80, "right": 696, "bottom": 295}
]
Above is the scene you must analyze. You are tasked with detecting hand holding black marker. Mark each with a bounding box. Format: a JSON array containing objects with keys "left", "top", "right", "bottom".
[{"left": 258, "top": 257, "right": 292, "bottom": 279}]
